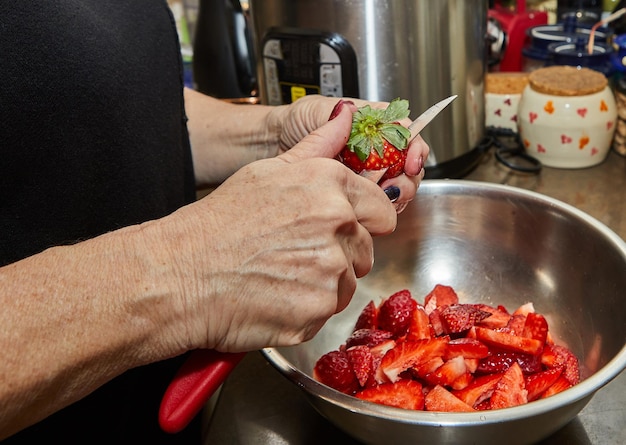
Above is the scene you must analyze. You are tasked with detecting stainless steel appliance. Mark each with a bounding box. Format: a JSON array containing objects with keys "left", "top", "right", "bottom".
[{"left": 248, "top": 0, "right": 489, "bottom": 178}]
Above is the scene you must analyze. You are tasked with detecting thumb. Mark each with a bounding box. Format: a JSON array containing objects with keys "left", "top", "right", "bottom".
[{"left": 277, "top": 100, "right": 355, "bottom": 164}]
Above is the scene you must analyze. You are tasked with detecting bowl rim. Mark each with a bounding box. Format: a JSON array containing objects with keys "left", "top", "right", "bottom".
[{"left": 262, "top": 180, "right": 626, "bottom": 426}]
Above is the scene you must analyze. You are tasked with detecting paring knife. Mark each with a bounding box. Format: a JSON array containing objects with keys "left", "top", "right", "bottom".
[
  {"left": 158, "top": 94, "right": 458, "bottom": 434},
  {"left": 358, "top": 94, "right": 457, "bottom": 183}
]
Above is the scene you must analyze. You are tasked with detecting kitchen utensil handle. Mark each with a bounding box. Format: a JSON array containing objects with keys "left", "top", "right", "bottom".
[{"left": 159, "top": 349, "right": 246, "bottom": 433}]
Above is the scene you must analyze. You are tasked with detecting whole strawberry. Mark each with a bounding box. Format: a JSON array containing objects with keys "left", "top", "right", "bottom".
[{"left": 340, "top": 98, "right": 411, "bottom": 181}]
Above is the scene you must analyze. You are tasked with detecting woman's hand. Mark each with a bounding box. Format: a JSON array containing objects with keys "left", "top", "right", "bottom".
[
  {"left": 154, "top": 102, "right": 397, "bottom": 354},
  {"left": 269, "top": 95, "right": 430, "bottom": 212}
]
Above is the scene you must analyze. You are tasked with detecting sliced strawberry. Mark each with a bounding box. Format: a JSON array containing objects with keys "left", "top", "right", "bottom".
[
  {"left": 522, "top": 312, "right": 549, "bottom": 344},
  {"left": 370, "top": 339, "right": 396, "bottom": 362},
  {"left": 406, "top": 305, "right": 433, "bottom": 341},
  {"left": 378, "top": 289, "right": 418, "bottom": 337},
  {"left": 452, "top": 373, "right": 502, "bottom": 407},
  {"left": 490, "top": 362, "right": 528, "bottom": 409},
  {"left": 476, "top": 350, "right": 543, "bottom": 375},
  {"left": 541, "top": 344, "right": 580, "bottom": 385},
  {"left": 347, "top": 345, "right": 374, "bottom": 387},
  {"left": 474, "top": 326, "right": 544, "bottom": 355},
  {"left": 525, "top": 367, "right": 563, "bottom": 401},
  {"left": 313, "top": 350, "right": 359, "bottom": 394},
  {"left": 439, "top": 304, "right": 492, "bottom": 334},
  {"left": 423, "top": 284, "right": 459, "bottom": 314},
  {"left": 424, "top": 355, "right": 468, "bottom": 388},
  {"left": 541, "top": 375, "right": 572, "bottom": 398},
  {"left": 451, "top": 371, "right": 474, "bottom": 390},
  {"left": 499, "top": 313, "right": 526, "bottom": 336},
  {"left": 377, "top": 337, "right": 448, "bottom": 383},
  {"left": 354, "top": 300, "right": 378, "bottom": 331},
  {"left": 474, "top": 304, "right": 511, "bottom": 329},
  {"left": 464, "top": 358, "right": 480, "bottom": 373},
  {"left": 345, "top": 328, "right": 394, "bottom": 349},
  {"left": 445, "top": 338, "right": 490, "bottom": 360},
  {"left": 412, "top": 356, "right": 445, "bottom": 379},
  {"left": 513, "top": 302, "right": 535, "bottom": 316},
  {"left": 356, "top": 379, "right": 425, "bottom": 410},
  {"left": 428, "top": 305, "right": 448, "bottom": 336},
  {"left": 424, "top": 385, "right": 475, "bottom": 412}
]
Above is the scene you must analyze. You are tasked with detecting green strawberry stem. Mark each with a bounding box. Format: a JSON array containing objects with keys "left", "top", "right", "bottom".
[{"left": 347, "top": 98, "right": 411, "bottom": 162}]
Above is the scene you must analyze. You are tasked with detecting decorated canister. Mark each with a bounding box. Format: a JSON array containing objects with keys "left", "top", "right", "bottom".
[
  {"left": 485, "top": 72, "right": 529, "bottom": 132},
  {"left": 517, "top": 66, "right": 617, "bottom": 168}
]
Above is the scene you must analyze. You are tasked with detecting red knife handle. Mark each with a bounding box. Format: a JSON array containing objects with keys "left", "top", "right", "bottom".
[{"left": 159, "top": 349, "right": 246, "bottom": 433}]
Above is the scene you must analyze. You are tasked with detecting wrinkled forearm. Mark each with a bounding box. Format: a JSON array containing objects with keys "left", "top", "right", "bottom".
[
  {"left": 184, "top": 88, "right": 285, "bottom": 187},
  {"left": 0, "top": 221, "right": 185, "bottom": 439}
]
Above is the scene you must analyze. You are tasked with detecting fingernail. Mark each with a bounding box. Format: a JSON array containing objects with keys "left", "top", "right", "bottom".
[
  {"left": 328, "top": 100, "right": 354, "bottom": 121},
  {"left": 384, "top": 186, "right": 400, "bottom": 203},
  {"left": 417, "top": 156, "right": 424, "bottom": 175}
]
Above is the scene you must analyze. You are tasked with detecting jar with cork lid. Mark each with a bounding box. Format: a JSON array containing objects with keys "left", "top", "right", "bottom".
[{"left": 517, "top": 65, "right": 617, "bottom": 168}]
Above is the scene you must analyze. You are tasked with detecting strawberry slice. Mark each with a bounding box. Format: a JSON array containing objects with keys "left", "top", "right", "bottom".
[
  {"left": 424, "top": 385, "right": 475, "bottom": 412},
  {"left": 500, "top": 313, "right": 526, "bottom": 336},
  {"left": 354, "top": 300, "right": 378, "bottom": 331},
  {"left": 452, "top": 373, "right": 502, "bottom": 407},
  {"left": 445, "top": 338, "right": 490, "bottom": 360},
  {"left": 522, "top": 312, "right": 549, "bottom": 344},
  {"left": 313, "top": 350, "right": 359, "bottom": 394},
  {"left": 347, "top": 345, "right": 374, "bottom": 388},
  {"left": 424, "top": 355, "right": 468, "bottom": 388},
  {"left": 377, "top": 337, "right": 448, "bottom": 383},
  {"left": 340, "top": 98, "right": 411, "bottom": 181},
  {"left": 525, "top": 367, "right": 563, "bottom": 401},
  {"left": 474, "top": 326, "right": 544, "bottom": 355},
  {"left": 423, "top": 284, "right": 459, "bottom": 314},
  {"left": 377, "top": 289, "right": 418, "bottom": 337},
  {"left": 439, "top": 304, "right": 492, "bottom": 334},
  {"left": 428, "top": 305, "right": 448, "bottom": 336},
  {"left": 474, "top": 304, "right": 511, "bottom": 329},
  {"left": 412, "top": 357, "right": 445, "bottom": 379},
  {"left": 476, "top": 350, "right": 543, "bottom": 375},
  {"left": 345, "top": 328, "right": 394, "bottom": 349},
  {"left": 356, "top": 379, "right": 425, "bottom": 410},
  {"left": 541, "top": 375, "right": 572, "bottom": 398},
  {"left": 541, "top": 344, "right": 580, "bottom": 385},
  {"left": 490, "top": 362, "right": 528, "bottom": 409},
  {"left": 406, "top": 305, "right": 433, "bottom": 341}
]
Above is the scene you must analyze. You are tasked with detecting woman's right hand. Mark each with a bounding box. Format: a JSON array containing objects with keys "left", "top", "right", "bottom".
[{"left": 150, "top": 102, "right": 397, "bottom": 356}]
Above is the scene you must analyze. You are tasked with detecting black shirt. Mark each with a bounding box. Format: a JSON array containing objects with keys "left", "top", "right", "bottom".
[{"left": 0, "top": 0, "right": 200, "bottom": 442}]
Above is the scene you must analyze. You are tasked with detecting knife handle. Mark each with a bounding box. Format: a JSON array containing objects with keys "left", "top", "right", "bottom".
[{"left": 159, "top": 349, "right": 246, "bottom": 433}]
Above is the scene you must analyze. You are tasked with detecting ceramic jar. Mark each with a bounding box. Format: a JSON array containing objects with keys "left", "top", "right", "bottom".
[
  {"left": 485, "top": 72, "right": 530, "bottom": 131},
  {"left": 517, "top": 66, "right": 617, "bottom": 168}
]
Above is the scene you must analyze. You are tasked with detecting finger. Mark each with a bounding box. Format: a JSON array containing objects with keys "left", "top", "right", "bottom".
[
  {"left": 404, "top": 135, "right": 429, "bottom": 177},
  {"left": 343, "top": 171, "right": 398, "bottom": 236},
  {"left": 278, "top": 101, "right": 355, "bottom": 164}
]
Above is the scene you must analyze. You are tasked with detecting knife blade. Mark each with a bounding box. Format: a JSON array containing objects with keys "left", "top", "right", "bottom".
[
  {"left": 408, "top": 94, "right": 457, "bottom": 142},
  {"left": 358, "top": 94, "right": 457, "bottom": 183}
]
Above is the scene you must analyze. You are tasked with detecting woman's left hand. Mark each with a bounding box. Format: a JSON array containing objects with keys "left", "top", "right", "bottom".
[{"left": 269, "top": 95, "right": 430, "bottom": 212}]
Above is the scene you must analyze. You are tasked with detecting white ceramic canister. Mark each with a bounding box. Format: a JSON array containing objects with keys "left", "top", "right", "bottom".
[
  {"left": 518, "top": 66, "right": 617, "bottom": 169},
  {"left": 485, "top": 72, "right": 529, "bottom": 131}
]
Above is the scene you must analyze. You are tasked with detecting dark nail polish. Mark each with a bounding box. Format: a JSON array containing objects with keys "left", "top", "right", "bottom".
[
  {"left": 328, "top": 100, "right": 354, "bottom": 120},
  {"left": 384, "top": 186, "right": 401, "bottom": 203}
]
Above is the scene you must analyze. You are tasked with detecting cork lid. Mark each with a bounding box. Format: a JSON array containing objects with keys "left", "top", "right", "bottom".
[
  {"left": 485, "top": 72, "right": 530, "bottom": 95},
  {"left": 528, "top": 66, "right": 607, "bottom": 96}
]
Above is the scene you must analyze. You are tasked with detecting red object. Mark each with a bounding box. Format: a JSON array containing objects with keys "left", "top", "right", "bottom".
[
  {"left": 159, "top": 349, "right": 246, "bottom": 433},
  {"left": 489, "top": 0, "right": 548, "bottom": 71}
]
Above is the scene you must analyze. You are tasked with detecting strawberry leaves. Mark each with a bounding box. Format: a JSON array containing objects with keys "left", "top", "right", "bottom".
[{"left": 346, "top": 98, "right": 411, "bottom": 161}]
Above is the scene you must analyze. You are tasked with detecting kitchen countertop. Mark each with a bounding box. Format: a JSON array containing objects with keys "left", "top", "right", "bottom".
[{"left": 202, "top": 149, "right": 626, "bottom": 445}]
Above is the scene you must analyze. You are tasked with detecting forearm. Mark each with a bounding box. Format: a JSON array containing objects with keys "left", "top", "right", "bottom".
[
  {"left": 184, "top": 88, "right": 284, "bottom": 186},
  {"left": 0, "top": 221, "right": 184, "bottom": 438}
]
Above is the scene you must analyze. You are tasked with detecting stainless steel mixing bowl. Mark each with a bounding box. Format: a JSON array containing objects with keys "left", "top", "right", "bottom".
[{"left": 262, "top": 180, "right": 626, "bottom": 445}]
